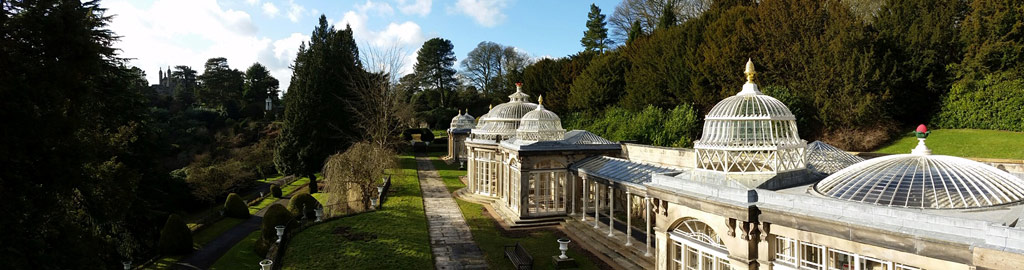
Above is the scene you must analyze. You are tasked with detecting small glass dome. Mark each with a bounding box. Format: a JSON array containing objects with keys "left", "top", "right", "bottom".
[
  {"left": 694, "top": 59, "right": 807, "bottom": 173},
  {"left": 815, "top": 137, "right": 1024, "bottom": 209},
  {"left": 806, "top": 141, "right": 865, "bottom": 174},
  {"left": 471, "top": 83, "right": 538, "bottom": 141},
  {"left": 516, "top": 96, "right": 565, "bottom": 142},
  {"left": 449, "top": 110, "right": 476, "bottom": 130}
]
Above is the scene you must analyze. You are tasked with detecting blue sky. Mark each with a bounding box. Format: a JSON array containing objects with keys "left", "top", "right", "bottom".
[{"left": 105, "top": 0, "right": 620, "bottom": 90}]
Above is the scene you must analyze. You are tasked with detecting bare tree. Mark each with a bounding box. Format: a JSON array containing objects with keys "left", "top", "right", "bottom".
[
  {"left": 322, "top": 142, "right": 397, "bottom": 216},
  {"left": 608, "top": 0, "right": 711, "bottom": 43},
  {"left": 460, "top": 41, "right": 533, "bottom": 97},
  {"left": 351, "top": 44, "right": 416, "bottom": 149}
]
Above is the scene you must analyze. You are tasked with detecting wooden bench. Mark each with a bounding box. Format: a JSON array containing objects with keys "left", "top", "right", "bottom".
[{"left": 504, "top": 242, "right": 534, "bottom": 270}]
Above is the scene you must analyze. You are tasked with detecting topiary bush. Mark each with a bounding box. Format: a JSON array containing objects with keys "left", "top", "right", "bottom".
[
  {"left": 256, "top": 204, "right": 293, "bottom": 256},
  {"left": 287, "top": 192, "right": 320, "bottom": 218},
  {"left": 270, "top": 184, "right": 282, "bottom": 198},
  {"left": 157, "top": 214, "right": 193, "bottom": 255},
  {"left": 223, "top": 193, "right": 250, "bottom": 218},
  {"left": 420, "top": 128, "right": 435, "bottom": 143}
]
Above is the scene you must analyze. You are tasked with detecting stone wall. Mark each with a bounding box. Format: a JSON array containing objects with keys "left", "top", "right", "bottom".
[{"left": 621, "top": 143, "right": 696, "bottom": 169}]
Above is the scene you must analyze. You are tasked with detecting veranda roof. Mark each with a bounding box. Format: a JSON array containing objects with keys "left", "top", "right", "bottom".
[{"left": 571, "top": 156, "right": 681, "bottom": 189}]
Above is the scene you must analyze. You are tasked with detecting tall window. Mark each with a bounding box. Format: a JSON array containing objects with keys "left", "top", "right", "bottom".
[{"left": 670, "top": 219, "right": 730, "bottom": 270}]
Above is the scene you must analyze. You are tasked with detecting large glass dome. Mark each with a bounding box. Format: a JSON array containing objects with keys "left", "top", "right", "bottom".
[
  {"left": 815, "top": 139, "right": 1024, "bottom": 209},
  {"left": 449, "top": 110, "right": 475, "bottom": 130},
  {"left": 693, "top": 59, "right": 807, "bottom": 173},
  {"left": 515, "top": 96, "right": 565, "bottom": 142},
  {"left": 470, "top": 83, "right": 538, "bottom": 141}
]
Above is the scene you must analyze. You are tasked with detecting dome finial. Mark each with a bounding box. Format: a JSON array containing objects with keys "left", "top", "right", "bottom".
[
  {"left": 912, "top": 124, "right": 932, "bottom": 155},
  {"left": 489, "top": 104, "right": 493, "bottom": 110},
  {"left": 458, "top": 109, "right": 462, "bottom": 114},
  {"left": 538, "top": 95, "right": 543, "bottom": 106},
  {"left": 744, "top": 58, "right": 757, "bottom": 83}
]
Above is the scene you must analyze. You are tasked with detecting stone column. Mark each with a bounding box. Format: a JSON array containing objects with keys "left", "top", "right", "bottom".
[
  {"left": 593, "top": 182, "right": 600, "bottom": 228},
  {"left": 608, "top": 185, "right": 614, "bottom": 237},
  {"left": 580, "top": 171, "right": 588, "bottom": 221},
  {"left": 645, "top": 196, "right": 652, "bottom": 257},
  {"left": 625, "top": 191, "right": 633, "bottom": 246},
  {"left": 570, "top": 171, "right": 576, "bottom": 215}
]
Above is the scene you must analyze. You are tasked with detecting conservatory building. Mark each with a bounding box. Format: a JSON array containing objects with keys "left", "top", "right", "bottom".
[
  {"left": 453, "top": 60, "right": 1024, "bottom": 270},
  {"left": 446, "top": 110, "right": 475, "bottom": 163}
]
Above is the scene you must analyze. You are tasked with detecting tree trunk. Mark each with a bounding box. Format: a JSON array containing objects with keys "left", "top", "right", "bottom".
[{"left": 308, "top": 173, "right": 319, "bottom": 194}]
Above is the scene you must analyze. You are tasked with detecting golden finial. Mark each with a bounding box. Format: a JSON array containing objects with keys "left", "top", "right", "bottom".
[
  {"left": 489, "top": 104, "right": 493, "bottom": 110},
  {"left": 458, "top": 109, "right": 462, "bottom": 114},
  {"left": 744, "top": 58, "right": 757, "bottom": 83},
  {"left": 538, "top": 95, "right": 544, "bottom": 105}
]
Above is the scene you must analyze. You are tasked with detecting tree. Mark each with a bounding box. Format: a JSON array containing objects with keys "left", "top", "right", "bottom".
[
  {"left": 414, "top": 38, "right": 458, "bottom": 109},
  {"left": 568, "top": 51, "right": 631, "bottom": 111},
  {"left": 954, "top": 0, "right": 1024, "bottom": 80},
  {"left": 626, "top": 20, "right": 643, "bottom": 44},
  {"left": 608, "top": 0, "right": 711, "bottom": 42},
  {"left": 1, "top": 0, "right": 170, "bottom": 267},
  {"left": 581, "top": 4, "right": 611, "bottom": 52},
  {"left": 353, "top": 45, "right": 415, "bottom": 149},
  {"left": 157, "top": 214, "right": 193, "bottom": 255},
  {"left": 657, "top": 2, "right": 678, "bottom": 29},
  {"left": 275, "top": 16, "right": 364, "bottom": 194},
  {"left": 171, "top": 65, "right": 199, "bottom": 108},
  {"left": 461, "top": 41, "right": 504, "bottom": 95},
  {"left": 243, "top": 63, "right": 280, "bottom": 119},
  {"left": 196, "top": 57, "right": 245, "bottom": 115}
]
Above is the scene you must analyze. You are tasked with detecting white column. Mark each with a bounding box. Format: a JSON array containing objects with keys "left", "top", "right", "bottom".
[
  {"left": 625, "top": 191, "right": 633, "bottom": 246},
  {"left": 570, "top": 172, "right": 576, "bottom": 215},
  {"left": 593, "top": 182, "right": 600, "bottom": 228},
  {"left": 645, "top": 196, "right": 652, "bottom": 257},
  {"left": 580, "top": 175, "right": 588, "bottom": 221},
  {"left": 608, "top": 185, "right": 615, "bottom": 237}
]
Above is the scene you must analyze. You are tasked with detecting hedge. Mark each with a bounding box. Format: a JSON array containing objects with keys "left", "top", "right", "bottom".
[
  {"left": 935, "top": 73, "right": 1024, "bottom": 132},
  {"left": 256, "top": 204, "right": 293, "bottom": 256},
  {"left": 270, "top": 184, "right": 283, "bottom": 198},
  {"left": 287, "top": 192, "right": 320, "bottom": 219}
]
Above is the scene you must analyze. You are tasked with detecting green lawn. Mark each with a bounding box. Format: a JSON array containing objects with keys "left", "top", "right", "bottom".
[
  {"left": 873, "top": 129, "right": 1024, "bottom": 160},
  {"left": 427, "top": 150, "right": 601, "bottom": 270},
  {"left": 208, "top": 231, "right": 262, "bottom": 270},
  {"left": 279, "top": 154, "right": 433, "bottom": 269},
  {"left": 256, "top": 174, "right": 286, "bottom": 184},
  {"left": 193, "top": 217, "right": 246, "bottom": 248},
  {"left": 249, "top": 176, "right": 312, "bottom": 214},
  {"left": 142, "top": 256, "right": 182, "bottom": 269}
]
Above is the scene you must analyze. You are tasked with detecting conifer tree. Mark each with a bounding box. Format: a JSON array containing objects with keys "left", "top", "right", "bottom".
[
  {"left": 581, "top": 3, "right": 611, "bottom": 52},
  {"left": 657, "top": 3, "right": 678, "bottom": 29},
  {"left": 626, "top": 20, "right": 643, "bottom": 44},
  {"left": 413, "top": 38, "right": 458, "bottom": 109},
  {"left": 275, "top": 15, "right": 363, "bottom": 193}
]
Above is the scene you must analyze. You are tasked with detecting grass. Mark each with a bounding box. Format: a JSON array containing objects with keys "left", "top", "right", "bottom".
[
  {"left": 279, "top": 154, "right": 433, "bottom": 269},
  {"left": 873, "top": 129, "right": 1024, "bottom": 160},
  {"left": 248, "top": 176, "right": 313, "bottom": 214},
  {"left": 142, "top": 256, "right": 182, "bottom": 269},
  {"left": 208, "top": 231, "right": 262, "bottom": 270},
  {"left": 256, "top": 174, "right": 286, "bottom": 184},
  {"left": 427, "top": 148, "right": 601, "bottom": 270},
  {"left": 193, "top": 217, "right": 246, "bottom": 248}
]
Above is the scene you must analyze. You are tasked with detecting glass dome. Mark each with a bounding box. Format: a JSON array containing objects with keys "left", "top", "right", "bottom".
[
  {"left": 815, "top": 140, "right": 1024, "bottom": 209},
  {"left": 470, "top": 83, "right": 538, "bottom": 141},
  {"left": 516, "top": 96, "right": 565, "bottom": 142},
  {"left": 806, "top": 141, "right": 865, "bottom": 174},
  {"left": 693, "top": 59, "right": 807, "bottom": 173},
  {"left": 449, "top": 110, "right": 476, "bottom": 130}
]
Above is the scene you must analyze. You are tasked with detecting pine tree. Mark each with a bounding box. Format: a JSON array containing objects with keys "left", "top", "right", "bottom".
[
  {"left": 243, "top": 63, "right": 280, "bottom": 118},
  {"left": 581, "top": 4, "right": 610, "bottom": 52},
  {"left": 275, "top": 16, "right": 364, "bottom": 193},
  {"left": 413, "top": 38, "right": 458, "bottom": 110}
]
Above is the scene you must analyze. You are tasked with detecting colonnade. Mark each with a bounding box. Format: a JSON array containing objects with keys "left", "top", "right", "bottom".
[{"left": 573, "top": 169, "right": 655, "bottom": 257}]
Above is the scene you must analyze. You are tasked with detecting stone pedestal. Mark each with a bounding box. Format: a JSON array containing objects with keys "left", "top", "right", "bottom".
[{"left": 552, "top": 256, "right": 578, "bottom": 269}]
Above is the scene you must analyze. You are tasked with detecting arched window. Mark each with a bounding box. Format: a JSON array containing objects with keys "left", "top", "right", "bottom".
[{"left": 669, "top": 218, "right": 731, "bottom": 270}]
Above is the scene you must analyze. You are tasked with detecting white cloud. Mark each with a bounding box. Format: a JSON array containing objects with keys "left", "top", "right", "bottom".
[
  {"left": 452, "top": 0, "right": 508, "bottom": 27},
  {"left": 262, "top": 2, "right": 279, "bottom": 17},
  {"left": 397, "top": 0, "right": 431, "bottom": 16},
  {"left": 286, "top": 0, "right": 305, "bottom": 22},
  {"left": 106, "top": 0, "right": 307, "bottom": 90},
  {"left": 246, "top": 0, "right": 259, "bottom": 5},
  {"left": 310, "top": 8, "right": 320, "bottom": 16},
  {"left": 356, "top": 0, "right": 394, "bottom": 16}
]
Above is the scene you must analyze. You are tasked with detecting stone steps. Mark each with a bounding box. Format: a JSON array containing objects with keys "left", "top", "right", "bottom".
[
  {"left": 562, "top": 217, "right": 655, "bottom": 270},
  {"left": 487, "top": 201, "right": 566, "bottom": 229}
]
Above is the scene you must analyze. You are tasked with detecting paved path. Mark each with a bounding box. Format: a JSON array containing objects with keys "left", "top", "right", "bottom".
[
  {"left": 175, "top": 189, "right": 299, "bottom": 270},
  {"left": 415, "top": 155, "right": 488, "bottom": 270}
]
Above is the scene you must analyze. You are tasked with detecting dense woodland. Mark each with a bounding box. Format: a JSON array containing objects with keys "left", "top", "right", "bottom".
[{"left": 1, "top": 0, "right": 1023, "bottom": 268}]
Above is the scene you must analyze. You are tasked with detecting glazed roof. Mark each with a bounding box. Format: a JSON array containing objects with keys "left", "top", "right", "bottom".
[
  {"left": 815, "top": 140, "right": 1024, "bottom": 209},
  {"left": 806, "top": 141, "right": 865, "bottom": 174},
  {"left": 515, "top": 96, "right": 565, "bottom": 142},
  {"left": 449, "top": 110, "right": 475, "bottom": 130},
  {"left": 470, "top": 84, "right": 538, "bottom": 138}
]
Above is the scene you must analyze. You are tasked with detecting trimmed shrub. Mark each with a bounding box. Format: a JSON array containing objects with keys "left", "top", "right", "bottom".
[
  {"left": 157, "top": 214, "right": 193, "bottom": 255},
  {"left": 256, "top": 204, "right": 293, "bottom": 256},
  {"left": 270, "top": 184, "right": 283, "bottom": 198},
  {"left": 287, "top": 192, "right": 320, "bottom": 218},
  {"left": 419, "top": 128, "right": 435, "bottom": 142},
  {"left": 564, "top": 104, "right": 699, "bottom": 147},
  {"left": 223, "top": 193, "right": 249, "bottom": 218},
  {"left": 935, "top": 73, "right": 1024, "bottom": 132}
]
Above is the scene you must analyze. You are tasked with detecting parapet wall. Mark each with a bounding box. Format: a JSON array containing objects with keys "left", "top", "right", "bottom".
[{"left": 621, "top": 143, "right": 695, "bottom": 169}]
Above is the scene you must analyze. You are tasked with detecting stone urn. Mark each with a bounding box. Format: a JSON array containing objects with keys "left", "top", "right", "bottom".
[{"left": 557, "top": 238, "right": 571, "bottom": 259}]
